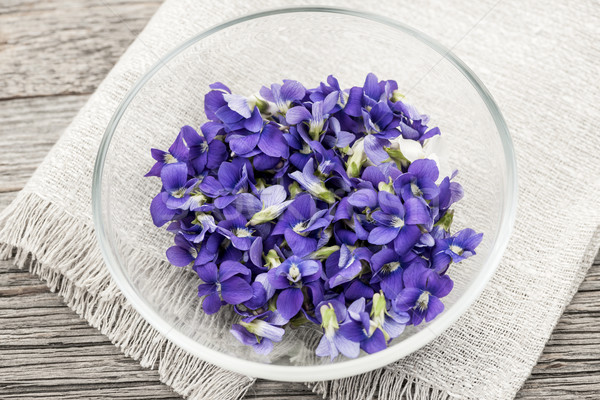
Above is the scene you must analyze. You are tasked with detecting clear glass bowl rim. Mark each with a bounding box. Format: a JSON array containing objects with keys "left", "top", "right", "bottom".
[{"left": 92, "top": 6, "right": 518, "bottom": 382}]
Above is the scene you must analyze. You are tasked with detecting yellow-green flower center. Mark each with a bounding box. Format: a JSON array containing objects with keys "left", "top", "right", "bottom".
[
  {"left": 391, "top": 217, "right": 404, "bottom": 229},
  {"left": 191, "top": 191, "right": 207, "bottom": 205},
  {"left": 416, "top": 291, "right": 430, "bottom": 311},
  {"left": 289, "top": 264, "right": 301, "bottom": 280},
  {"left": 173, "top": 188, "right": 186, "bottom": 198},
  {"left": 164, "top": 153, "right": 177, "bottom": 163},
  {"left": 292, "top": 221, "right": 308, "bottom": 234},
  {"left": 449, "top": 245, "right": 463, "bottom": 255},
  {"left": 264, "top": 249, "right": 282, "bottom": 270},
  {"left": 235, "top": 228, "right": 253, "bottom": 238},
  {"left": 410, "top": 182, "right": 423, "bottom": 197},
  {"left": 320, "top": 304, "right": 339, "bottom": 336},
  {"left": 382, "top": 262, "right": 401, "bottom": 273}
]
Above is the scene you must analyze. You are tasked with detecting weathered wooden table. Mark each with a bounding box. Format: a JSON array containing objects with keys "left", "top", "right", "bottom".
[{"left": 1, "top": 2, "right": 598, "bottom": 399}]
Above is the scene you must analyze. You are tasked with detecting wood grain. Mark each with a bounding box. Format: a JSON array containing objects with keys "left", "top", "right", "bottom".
[
  {"left": 0, "top": 0, "right": 162, "bottom": 100},
  {"left": 0, "top": 1, "right": 598, "bottom": 399},
  {"left": 0, "top": 261, "right": 181, "bottom": 399}
]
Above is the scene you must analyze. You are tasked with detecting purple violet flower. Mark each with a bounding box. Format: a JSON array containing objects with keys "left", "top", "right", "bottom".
[
  {"left": 338, "top": 297, "right": 387, "bottom": 354},
  {"left": 267, "top": 256, "right": 321, "bottom": 319},
  {"left": 394, "top": 159, "right": 440, "bottom": 201},
  {"left": 230, "top": 311, "right": 287, "bottom": 355},
  {"left": 259, "top": 79, "right": 306, "bottom": 114},
  {"left": 180, "top": 125, "right": 227, "bottom": 175},
  {"left": 437, "top": 175, "right": 464, "bottom": 214},
  {"left": 207, "top": 86, "right": 265, "bottom": 133},
  {"left": 286, "top": 91, "right": 339, "bottom": 140},
  {"left": 197, "top": 261, "right": 253, "bottom": 314},
  {"left": 433, "top": 228, "right": 483, "bottom": 266},
  {"left": 310, "top": 75, "right": 345, "bottom": 104},
  {"left": 233, "top": 185, "right": 292, "bottom": 226},
  {"left": 362, "top": 73, "right": 388, "bottom": 104},
  {"left": 367, "top": 191, "right": 431, "bottom": 255},
  {"left": 227, "top": 122, "right": 289, "bottom": 161},
  {"left": 288, "top": 158, "right": 336, "bottom": 204},
  {"left": 145, "top": 130, "right": 189, "bottom": 177},
  {"left": 149, "top": 191, "right": 177, "bottom": 227},
  {"left": 393, "top": 264, "right": 453, "bottom": 325},
  {"left": 217, "top": 206, "right": 257, "bottom": 251},
  {"left": 243, "top": 273, "right": 271, "bottom": 310},
  {"left": 166, "top": 234, "right": 197, "bottom": 267},
  {"left": 180, "top": 212, "right": 217, "bottom": 244},
  {"left": 370, "top": 291, "right": 410, "bottom": 340},
  {"left": 272, "top": 194, "right": 332, "bottom": 257},
  {"left": 158, "top": 162, "right": 197, "bottom": 210},
  {"left": 348, "top": 188, "right": 378, "bottom": 210},
  {"left": 325, "top": 244, "right": 371, "bottom": 288},
  {"left": 199, "top": 158, "right": 253, "bottom": 208},
  {"left": 310, "top": 140, "right": 354, "bottom": 187},
  {"left": 204, "top": 82, "right": 232, "bottom": 121},
  {"left": 361, "top": 101, "right": 401, "bottom": 164},
  {"left": 370, "top": 248, "right": 407, "bottom": 297},
  {"left": 315, "top": 299, "right": 360, "bottom": 360},
  {"left": 322, "top": 116, "right": 355, "bottom": 149}
]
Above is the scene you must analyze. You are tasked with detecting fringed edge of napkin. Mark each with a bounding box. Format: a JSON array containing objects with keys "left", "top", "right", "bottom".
[
  {"left": 307, "top": 369, "right": 455, "bottom": 400},
  {"left": 0, "top": 191, "right": 255, "bottom": 400}
]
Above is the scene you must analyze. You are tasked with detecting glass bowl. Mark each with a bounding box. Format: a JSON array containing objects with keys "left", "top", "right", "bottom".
[{"left": 92, "top": 7, "right": 517, "bottom": 382}]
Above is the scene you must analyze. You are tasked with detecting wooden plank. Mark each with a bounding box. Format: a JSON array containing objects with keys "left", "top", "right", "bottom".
[
  {"left": 0, "top": 0, "right": 162, "bottom": 100},
  {"left": 0, "top": 261, "right": 181, "bottom": 399},
  {"left": 516, "top": 256, "right": 600, "bottom": 399}
]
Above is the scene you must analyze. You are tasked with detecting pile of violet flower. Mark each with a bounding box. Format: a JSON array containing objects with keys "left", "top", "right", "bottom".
[{"left": 147, "top": 74, "right": 482, "bottom": 359}]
